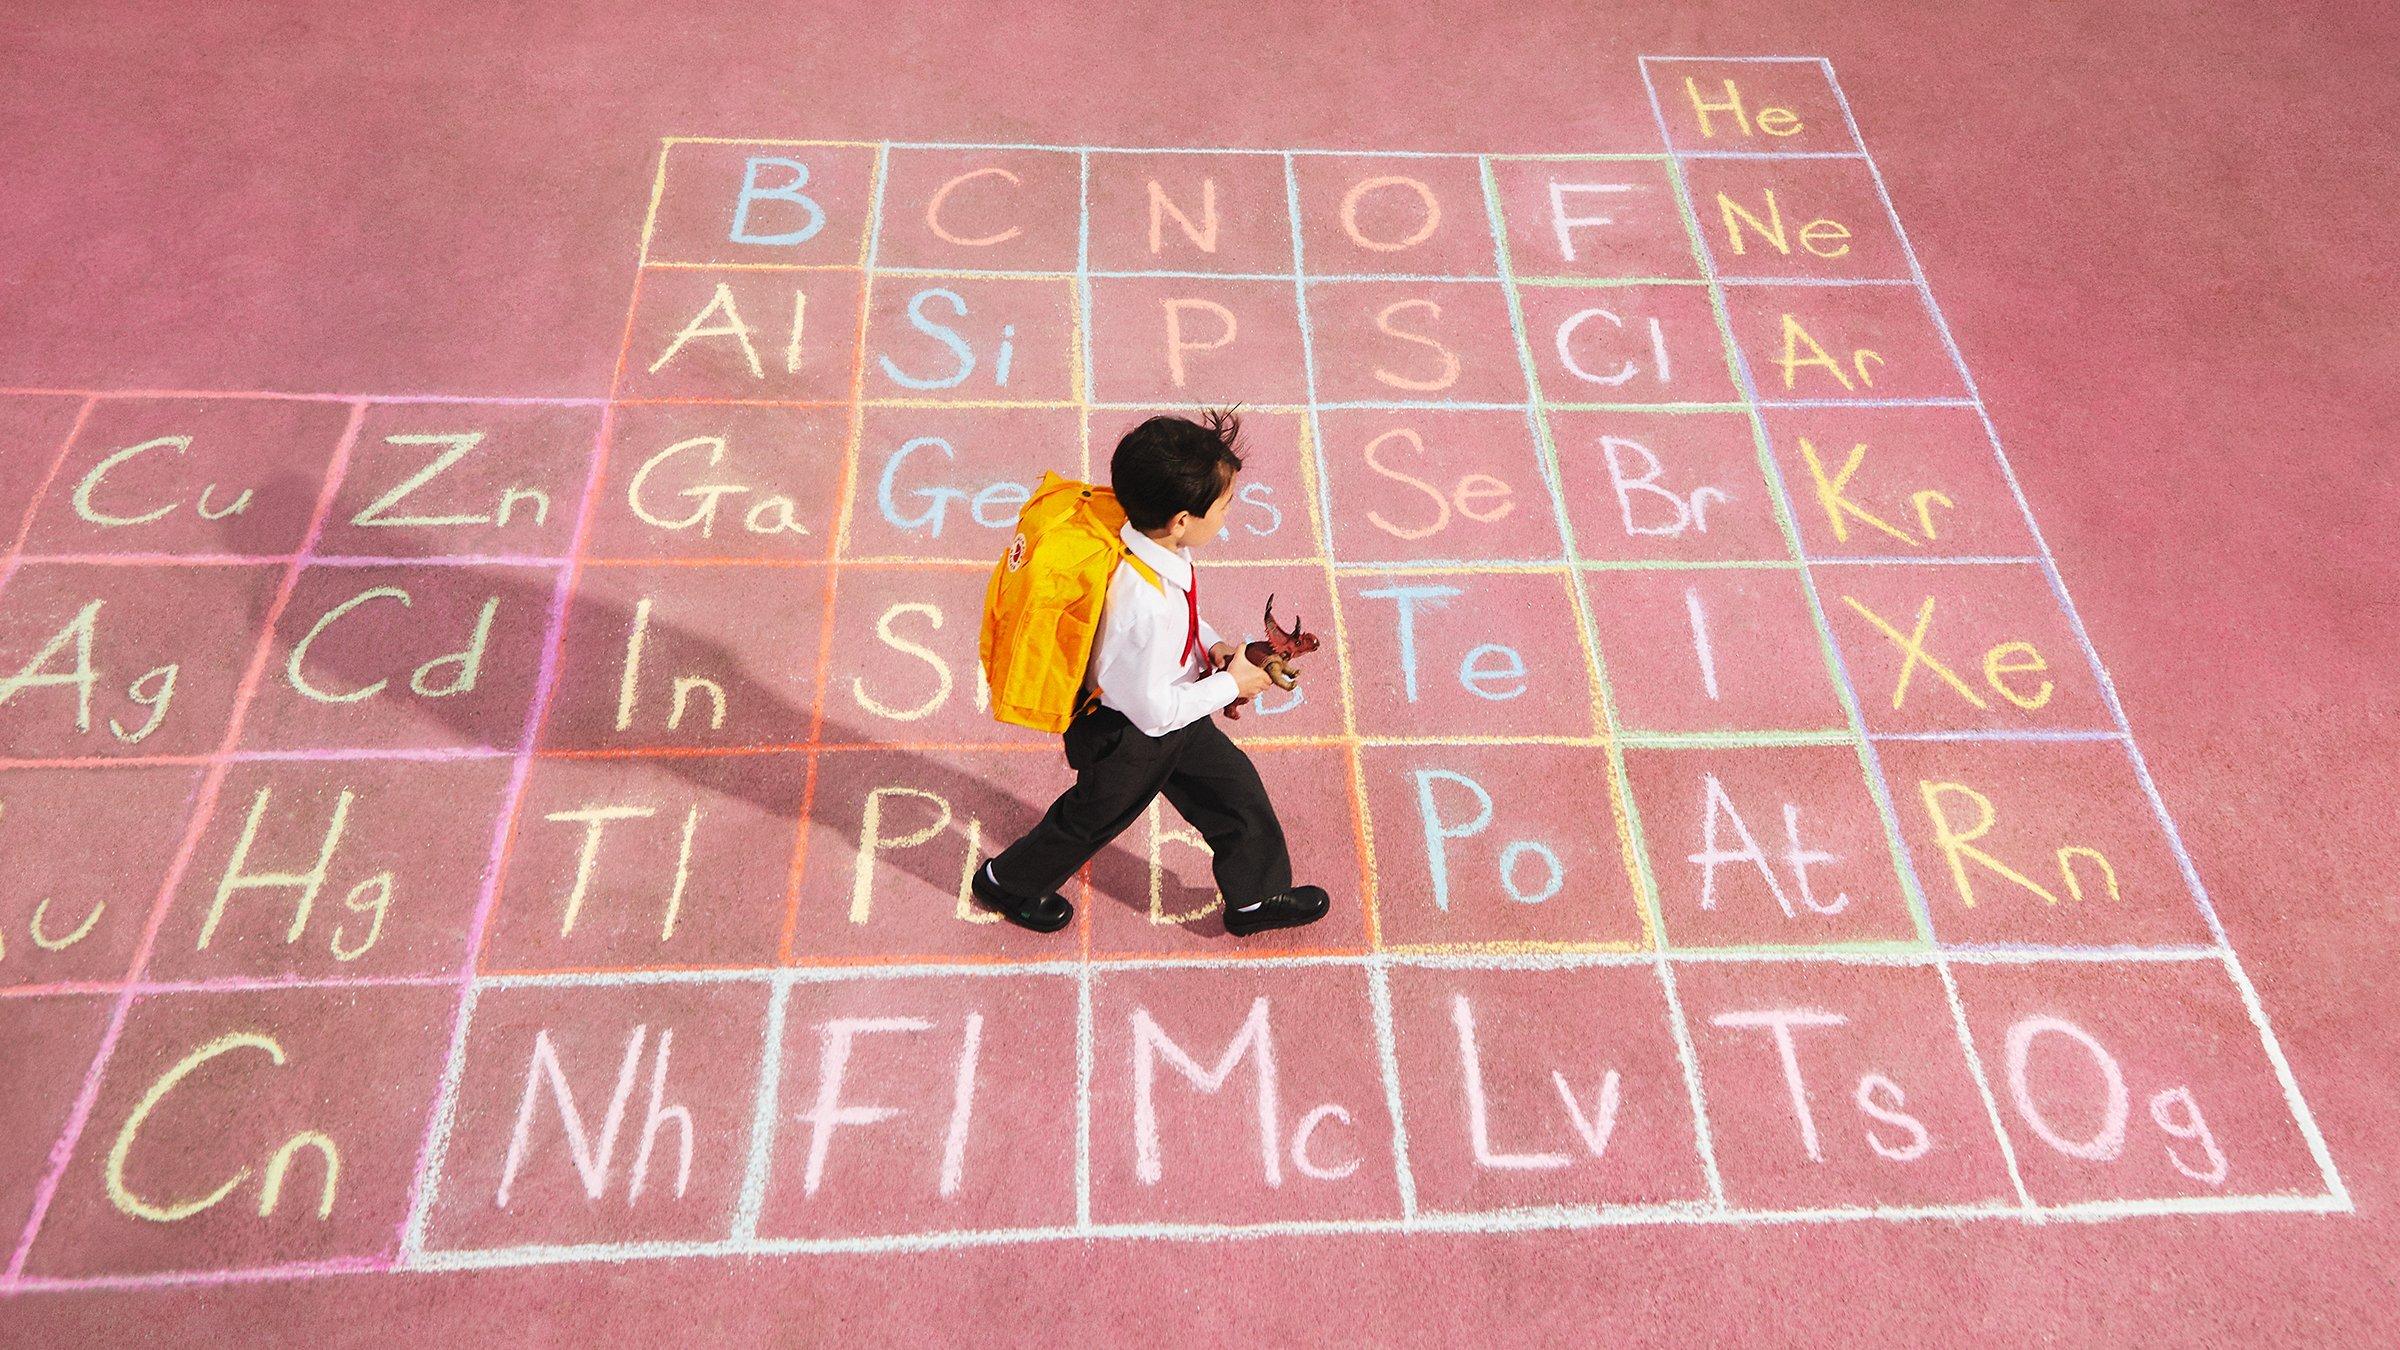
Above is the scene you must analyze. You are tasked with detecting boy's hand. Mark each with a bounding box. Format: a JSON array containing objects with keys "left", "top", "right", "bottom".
[
  {"left": 1208, "top": 640, "right": 1238, "bottom": 670},
  {"left": 1226, "top": 648, "right": 1275, "bottom": 699}
]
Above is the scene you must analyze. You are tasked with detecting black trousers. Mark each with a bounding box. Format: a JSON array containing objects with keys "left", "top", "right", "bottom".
[{"left": 990, "top": 704, "right": 1293, "bottom": 908}]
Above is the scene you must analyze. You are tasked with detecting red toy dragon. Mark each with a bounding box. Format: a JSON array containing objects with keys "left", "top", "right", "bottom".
[{"left": 1217, "top": 594, "right": 1320, "bottom": 719}]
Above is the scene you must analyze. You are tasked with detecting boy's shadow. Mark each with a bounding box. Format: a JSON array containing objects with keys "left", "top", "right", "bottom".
[{"left": 236, "top": 472, "right": 1233, "bottom": 939}]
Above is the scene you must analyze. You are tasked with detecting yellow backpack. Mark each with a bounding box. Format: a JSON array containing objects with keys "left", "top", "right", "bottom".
[{"left": 980, "top": 471, "right": 1164, "bottom": 733}]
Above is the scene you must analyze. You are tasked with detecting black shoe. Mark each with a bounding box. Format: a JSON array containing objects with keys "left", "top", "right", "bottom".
[
  {"left": 971, "top": 860, "right": 1074, "bottom": 934},
  {"left": 1223, "top": 885, "right": 1330, "bottom": 937}
]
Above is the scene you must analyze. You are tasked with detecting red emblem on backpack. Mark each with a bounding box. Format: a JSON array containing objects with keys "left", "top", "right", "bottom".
[{"left": 1005, "top": 532, "right": 1028, "bottom": 571}]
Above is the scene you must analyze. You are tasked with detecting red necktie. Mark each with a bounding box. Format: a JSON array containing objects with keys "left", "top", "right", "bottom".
[{"left": 1181, "top": 567, "right": 1201, "bottom": 668}]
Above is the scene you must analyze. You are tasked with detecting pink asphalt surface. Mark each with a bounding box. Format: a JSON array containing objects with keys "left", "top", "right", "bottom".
[{"left": 2, "top": 1, "right": 2397, "bottom": 1343}]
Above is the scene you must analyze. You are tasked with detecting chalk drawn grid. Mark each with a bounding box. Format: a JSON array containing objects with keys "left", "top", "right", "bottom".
[{"left": 0, "top": 56, "right": 2346, "bottom": 1294}]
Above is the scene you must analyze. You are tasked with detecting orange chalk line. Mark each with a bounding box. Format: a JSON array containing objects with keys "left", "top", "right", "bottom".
[
  {"left": 0, "top": 728, "right": 1901, "bottom": 774},
  {"left": 782, "top": 143, "right": 891, "bottom": 966},
  {"left": 659, "top": 135, "right": 1676, "bottom": 162},
  {"left": 0, "top": 549, "right": 2021, "bottom": 573}
]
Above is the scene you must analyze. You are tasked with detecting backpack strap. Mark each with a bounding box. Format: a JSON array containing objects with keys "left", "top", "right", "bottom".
[
  {"left": 1081, "top": 546, "right": 1167, "bottom": 722},
  {"left": 1119, "top": 547, "right": 1166, "bottom": 594}
]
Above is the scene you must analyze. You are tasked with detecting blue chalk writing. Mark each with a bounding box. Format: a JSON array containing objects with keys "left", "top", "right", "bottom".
[
  {"left": 1414, "top": 769, "right": 1492, "bottom": 913},
  {"left": 1460, "top": 644, "right": 1527, "bottom": 701},
  {"left": 730, "top": 157, "right": 826, "bottom": 246},
  {"left": 1360, "top": 583, "right": 1462, "bottom": 703},
  {"left": 877, "top": 436, "right": 1026, "bottom": 537},
  {"left": 877, "top": 289, "right": 976, "bottom": 390}
]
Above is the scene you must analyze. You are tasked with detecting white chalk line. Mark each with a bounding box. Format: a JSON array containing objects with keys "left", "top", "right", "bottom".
[
  {"left": 1075, "top": 962, "right": 1095, "bottom": 1231},
  {"left": 9, "top": 1186, "right": 2349, "bottom": 1294},
  {"left": 730, "top": 977, "right": 791, "bottom": 1241},
  {"left": 1813, "top": 59, "right": 2349, "bottom": 1210},
  {"left": 385, "top": 1187, "right": 2351, "bottom": 1276},
  {"left": 6, "top": 946, "right": 2228, "bottom": 1010},
  {"left": 5, "top": 1191, "right": 2353, "bottom": 1296}
]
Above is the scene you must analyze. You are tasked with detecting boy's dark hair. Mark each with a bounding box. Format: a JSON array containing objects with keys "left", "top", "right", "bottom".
[{"left": 1110, "top": 408, "right": 1244, "bottom": 532}]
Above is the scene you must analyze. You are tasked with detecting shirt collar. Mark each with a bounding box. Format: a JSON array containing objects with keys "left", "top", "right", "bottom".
[{"left": 1119, "top": 521, "right": 1194, "bottom": 591}]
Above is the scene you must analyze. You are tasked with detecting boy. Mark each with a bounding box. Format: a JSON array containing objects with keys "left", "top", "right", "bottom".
[{"left": 972, "top": 410, "right": 1331, "bottom": 937}]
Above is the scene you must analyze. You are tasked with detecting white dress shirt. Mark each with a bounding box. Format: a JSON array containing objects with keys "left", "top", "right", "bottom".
[{"left": 1087, "top": 522, "right": 1237, "bottom": 737}]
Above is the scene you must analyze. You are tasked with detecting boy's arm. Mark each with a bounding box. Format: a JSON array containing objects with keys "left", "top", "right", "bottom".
[
  {"left": 1198, "top": 615, "right": 1226, "bottom": 654},
  {"left": 1092, "top": 574, "right": 1238, "bottom": 737}
]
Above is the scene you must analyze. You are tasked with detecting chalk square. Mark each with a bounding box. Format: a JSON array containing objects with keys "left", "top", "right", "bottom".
[
  {"left": 1338, "top": 569, "right": 1601, "bottom": 739},
  {"left": 20, "top": 984, "right": 454, "bottom": 1279},
  {"left": 311, "top": 403, "right": 601, "bottom": 561},
  {"left": 540, "top": 563, "right": 827, "bottom": 752},
  {"left": 1085, "top": 744, "right": 1367, "bottom": 957},
  {"left": 1623, "top": 744, "right": 1918, "bottom": 949},
  {"left": 617, "top": 268, "right": 866, "bottom": 405},
  {"left": 1876, "top": 738, "right": 2215, "bottom": 949},
  {"left": 1760, "top": 405, "right": 2036, "bottom": 561},
  {"left": 872, "top": 147, "right": 1081, "bottom": 274},
  {"left": 147, "top": 757, "right": 512, "bottom": 983},
  {"left": 0, "top": 562, "right": 282, "bottom": 760},
  {"left": 1582, "top": 567, "right": 1847, "bottom": 736},
  {"left": 756, "top": 972, "right": 1079, "bottom": 1239},
  {"left": 1678, "top": 157, "right": 1909, "bottom": 281},
  {"left": 20, "top": 397, "right": 350, "bottom": 559},
  {"left": 1084, "top": 151, "right": 1296, "bottom": 276},
  {"left": 585, "top": 403, "right": 847, "bottom": 563},
  {"left": 1096, "top": 406, "right": 1321, "bottom": 563},
  {"left": 1818, "top": 562, "right": 2111, "bottom": 736},
  {"left": 419, "top": 979, "right": 773, "bottom": 1252},
  {"left": 818, "top": 563, "right": 1034, "bottom": 749},
  {"left": 0, "top": 394, "right": 86, "bottom": 539},
  {"left": 1301, "top": 280, "right": 1529, "bottom": 406},
  {"left": 0, "top": 765, "right": 203, "bottom": 988},
  {"left": 1359, "top": 743, "right": 1645, "bottom": 951},
  {"left": 1515, "top": 283, "right": 1739, "bottom": 406},
  {"left": 846, "top": 405, "right": 1080, "bottom": 563},
  {"left": 1675, "top": 959, "right": 2018, "bottom": 1210},
  {"left": 1189, "top": 562, "right": 1346, "bottom": 743},
  {"left": 1548, "top": 409, "right": 1788, "bottom": 564},
  {"left": 1645, "top": 60, "right": 1861, "bottom": 156},
  {"left": 1950, "top": 959, "right": 2328, "bottom": 1205},
  {"left": 1384, "top": 964, "right": 1710, "bottom": 1214},
  {"left": 645, "top": 141, "right": 879, "bottom": 268},
  {"left": 1289, "top": 154, "right": 1498, "bottom": 279},
  {"left": 1086, "top": 277, "right": 1308, "bottom": 405},
  {"left": 1086, "top": 963, "right": 1401, "bottom": 1226},
  {"left": 0, "top": 995, "right": 113, "bottom": 1248},
  {"left": 1719, "top": 285, "right": 1965, "bottom": 402},
  {"left": 481, "top": 751, "right": 804, "bottom": 975},
  {"left": 862, "top": 275, "right": 1078, "bottom": 405},
  {"left": 1489, "top": 157, "right": 1700, "bottom": 281},
  {"left": 1315, "top": 403, "right": 1555, "bottom": 562},
  {"left": 1316, "top": 409, "right": 1561, "bottom": 566},
  {"left": 239, "top": 563, "right": 558, "bottom": 753},
  {"left": 788, "top": 746, "right": 1077, "bottom": 964}
]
